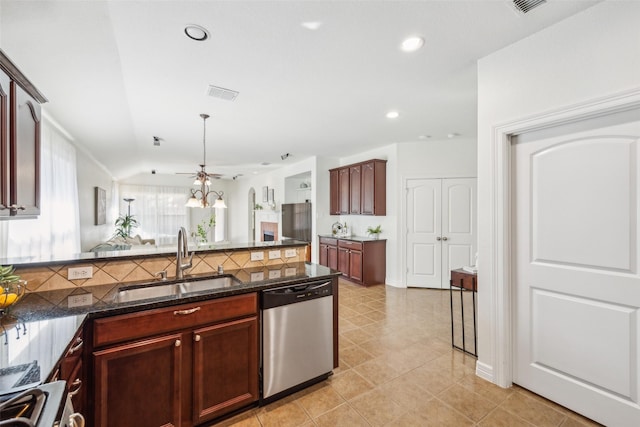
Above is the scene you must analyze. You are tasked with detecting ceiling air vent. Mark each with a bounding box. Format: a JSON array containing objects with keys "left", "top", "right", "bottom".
[
  {"left": 511, "top": 0, "right": 547, "bottom": 14},
  {"left": 206, "top": 85, "right": 239, "bottom": 101}
]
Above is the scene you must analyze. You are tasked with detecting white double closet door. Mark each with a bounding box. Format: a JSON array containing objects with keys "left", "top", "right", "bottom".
[{"left": 406, "top": 178, "right": 476, "bottom": 288}]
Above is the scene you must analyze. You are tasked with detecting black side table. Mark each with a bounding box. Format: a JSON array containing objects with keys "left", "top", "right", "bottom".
[{"left": 450, "top": 268, "right": 478, "bottom": 357}]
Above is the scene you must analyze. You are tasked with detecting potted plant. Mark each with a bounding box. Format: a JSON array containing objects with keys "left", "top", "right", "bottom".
[
  {"left": 366, "top": 225, "right": 382, "bottom": 239},
  {"left": 0, "top": 265, "right": 25, "bottom": 310},
  {"left": 114, "top": 213, "right": 138, "bottom": 238}
]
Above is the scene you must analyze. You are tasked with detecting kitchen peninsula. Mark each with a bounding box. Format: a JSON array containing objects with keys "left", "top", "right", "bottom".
[{"left": 0, "top": 240, "right": 340, "bottom": 426}]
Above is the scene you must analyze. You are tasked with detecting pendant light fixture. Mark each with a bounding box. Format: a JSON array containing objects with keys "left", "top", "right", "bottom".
[{"left": 185, "top": 114, "right": 227, "bottom": 209}]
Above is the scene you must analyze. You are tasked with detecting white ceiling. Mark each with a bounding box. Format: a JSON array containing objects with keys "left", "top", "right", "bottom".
[{"left": 0, "top": 0, "right": 597, "bottom": 181}]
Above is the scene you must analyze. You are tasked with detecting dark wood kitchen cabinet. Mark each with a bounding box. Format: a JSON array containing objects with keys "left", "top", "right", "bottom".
[
  {"left": 90, "top": 293, "right": 259, "bottom": 427},
  {"left": 320, "top": 237, "right": 386, "bottom": 286},
  {"left": 49, "top": 326, "right": 86, "bottom": 415},
  {"left": 0, "top": 50, "right": 47, "bottom": 219},
  {"left": 319, "top": 237, "right": 338, "bottom": 270},
  {"left": 329, "top": 159, "right": 386, "bottom": 216}
]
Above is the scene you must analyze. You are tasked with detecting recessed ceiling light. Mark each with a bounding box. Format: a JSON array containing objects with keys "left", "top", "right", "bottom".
[
  {"left": 447, "top": 133, "right": 459, "bottom": 138},
  {"left": 401, "top": 36, "right": 424, "bottom": 52},
  {"left": 386, "top": 111, "right": 400, "bottom": 119},
  {"left": 184, "top": 24, "right": 209, "bottom": 41},
  {"left": 301, "top": 21, "right": 322, "bottom": 30},
  {"left": 418, "top": 135, "right": 431, "bottom": 140}
]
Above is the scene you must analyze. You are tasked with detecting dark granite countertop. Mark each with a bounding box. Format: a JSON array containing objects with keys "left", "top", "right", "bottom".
[
  {"left": 318, "top": 234, "right": 386, "bottom": 242},
  {"left": 1, "top": 239, "right": 310, "bottom": 267},
  {"left": 0, "top": 262, "right": 338, "bottom": 396}
]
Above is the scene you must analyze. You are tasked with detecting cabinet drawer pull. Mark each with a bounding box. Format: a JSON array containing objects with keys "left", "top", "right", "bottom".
[
  {"left": 68, "top": 337, "right": 84, "bottom": 355},
  {"left": 175, "top": 339, "right": 181, "bottom": 347},
  {"left": 68, "top": 378, "right": 82, "bottom": 396},
  {"left": 173, "top": 307, "right": 201, "bottom": 316},
  {"left": 194, "top": 334, "right": 201, "bottom": 342}
]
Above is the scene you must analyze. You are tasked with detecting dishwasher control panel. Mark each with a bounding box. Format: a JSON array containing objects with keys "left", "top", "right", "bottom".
[{"left": 261, "top": 280, "right": 333, "bottom": 309}]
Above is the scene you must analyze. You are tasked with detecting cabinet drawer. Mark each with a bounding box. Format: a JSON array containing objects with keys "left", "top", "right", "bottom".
[
  {"left": 93, "top": 293, "right": 257, "bottom": 348},
  {"left": 338, "top": 240, "right": 363, "bottom": 251},
  {"left": 319, "top": 237, "right": 338, "bottom": 246}
]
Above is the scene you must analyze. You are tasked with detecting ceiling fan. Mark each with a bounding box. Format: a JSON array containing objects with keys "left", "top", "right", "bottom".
[
  {"left": 177, "top": 114, "right": 226, "bottom": 208},
  {"left": 175, "top": 113, "right": 223, "bottom": 183}
]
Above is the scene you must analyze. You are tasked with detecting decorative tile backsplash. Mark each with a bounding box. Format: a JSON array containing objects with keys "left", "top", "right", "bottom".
[{"left": 14, "top": 248, "right": 306, "bottom": 293}]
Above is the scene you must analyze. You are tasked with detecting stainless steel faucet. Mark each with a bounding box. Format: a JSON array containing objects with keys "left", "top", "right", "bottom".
[{"left": 176, "top": 227, "right": 193, "bottom": 279}]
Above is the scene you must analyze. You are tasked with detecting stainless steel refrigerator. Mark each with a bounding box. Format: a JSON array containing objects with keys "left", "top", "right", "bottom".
[{"left": 281, "top": 203, "right": 312, "bottom": 242}]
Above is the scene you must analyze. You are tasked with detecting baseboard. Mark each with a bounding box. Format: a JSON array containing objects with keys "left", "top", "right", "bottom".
[{"left": 475, "top": 360, "right": 495, "bottom": 383}]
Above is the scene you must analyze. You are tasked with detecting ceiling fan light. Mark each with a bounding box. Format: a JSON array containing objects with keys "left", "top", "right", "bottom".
[
  {"left": 193, "top": 178, "right": 201, "bottom": 186},
  {"left": 186, "top": 196, "right": 201, "bottom": 208},
  {"left": 213, "top": 196, "right": 227, "bottom": 209},
  {"left": 205, "top": 178, "right": 211, "bottom": 186}
]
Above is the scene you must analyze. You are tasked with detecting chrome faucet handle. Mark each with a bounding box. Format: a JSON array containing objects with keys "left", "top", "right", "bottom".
[{"left": 154, "top": 270, "right": 168, "bottom": 281}]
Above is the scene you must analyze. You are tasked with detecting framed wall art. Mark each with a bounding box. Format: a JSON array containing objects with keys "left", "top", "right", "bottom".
[{"left": 95, "top": 186, "right": 106, "bottom": 225}]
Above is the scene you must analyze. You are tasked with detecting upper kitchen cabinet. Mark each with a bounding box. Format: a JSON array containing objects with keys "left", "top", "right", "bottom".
[
  {"left": 329, "top": 159, "right": 386, "bottom": 216},
  {"left": 0, "top": 50, "right": 48, "bottom": 219}
]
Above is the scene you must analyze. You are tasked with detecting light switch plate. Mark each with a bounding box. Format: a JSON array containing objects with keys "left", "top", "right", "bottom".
[
  {"left": 68, "top": 266, "right": 93, "bottom": 280},
  {"left": 285, "top": 249, "right": 297, "bottom": 258},
  {"left": 285, "top": 267, "right": 297, "bottom": 277},
  {"left": 250, "top": 272, "right": 264, "bottom": 282},
  {"left": 250, "top": 251, "right": 264, "bottom": 261},
  {"left": 268, "top": 250, "right": 281, "bottom": 260}
]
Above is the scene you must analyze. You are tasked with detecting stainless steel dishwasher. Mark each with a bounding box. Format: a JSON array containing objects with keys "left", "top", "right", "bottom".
[{"left": 261, "top": 280, "right": 334, "bottom": 402}]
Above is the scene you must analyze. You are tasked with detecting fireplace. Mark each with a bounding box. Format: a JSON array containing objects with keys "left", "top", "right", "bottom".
[{"left": 260, "top": 221, "right": 278, "bottom": 242}]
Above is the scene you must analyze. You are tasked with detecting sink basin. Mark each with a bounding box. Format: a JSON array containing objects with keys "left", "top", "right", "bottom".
[
  {"left": 115, "top": 275, "right": 241, "bottom": 303},
  {"left": 116, "top": 283, "right": 178, "bottom": 303},
  {"left": 179, "top": 276, "right": 240, "bottom": 294}
]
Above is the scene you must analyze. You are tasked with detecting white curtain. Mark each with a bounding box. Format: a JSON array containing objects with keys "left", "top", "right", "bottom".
[
  {"left": 0, "top": 118, "right": 81, "bottom": 259},
  {"left": 118, "top": 184, "right": 190, "bottom": 246}
]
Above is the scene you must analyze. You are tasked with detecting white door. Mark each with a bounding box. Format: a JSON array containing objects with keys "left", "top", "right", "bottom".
[
  {"left": 441, "top": 179, "right": 477, "bottom": 282},
  {"left": 512, "top": 117, "right": 640, "bottom": 426},
  {"left": 406, "top": 179, "right": 442, "bottom": 288},
  {"left": 406, "top": 178, "right": 476, "bottom": 288}
]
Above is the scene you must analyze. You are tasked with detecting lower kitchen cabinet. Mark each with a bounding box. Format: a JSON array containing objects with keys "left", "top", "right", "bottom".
[
  {"left": 319, "top": 237, "right": 338, "bottom": 270},
  {"left": 90, "top": 293, "right": 259, "bottom": 427},
  {"left": 193, "top": 316, "right": 258, "bottom": 424},
  {"left": 320, "top": 237, "right": 386, "bottom": 286},
  {"left": 94, "top": 333, "right": 183, "bottom": 427}
]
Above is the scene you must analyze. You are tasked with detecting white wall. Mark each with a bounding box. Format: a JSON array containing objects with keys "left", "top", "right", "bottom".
[
  {"left": 75, "top": 142, "right": 115, "bottom": 252},
  {"left": 477, "top": 1, "right": 640, "bottom": 384}
]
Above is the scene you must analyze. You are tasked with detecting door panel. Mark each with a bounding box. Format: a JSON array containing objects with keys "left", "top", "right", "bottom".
[
  {"left": 442, "top": 179, "right": 477, "bottom": 282},
  {"left": 513, "top": 118, "right": 640, "bottom": 427},
  {"left": 406, "top": 179, "right": 441, "bottom": 287}
]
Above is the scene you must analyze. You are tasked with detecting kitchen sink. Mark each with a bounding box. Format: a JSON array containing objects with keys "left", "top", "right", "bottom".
[
  {"left": 179, "top": 276, "right": 240, "bottom": 294},
  {"left": 116, "top": 283, "right": 178, "bottom": 303},
  {"left": 115, "top": 275, "right": 241, "bottom": 303}
]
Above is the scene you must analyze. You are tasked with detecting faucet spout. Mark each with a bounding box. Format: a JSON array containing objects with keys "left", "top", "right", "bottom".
[{"left": 176, "top": 227, "right": 192, "bottom": 279}]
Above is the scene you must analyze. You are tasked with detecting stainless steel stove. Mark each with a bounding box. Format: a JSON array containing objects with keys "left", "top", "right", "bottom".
[{"left": 0, "top": 381, "right": 83, "bottom": 427}]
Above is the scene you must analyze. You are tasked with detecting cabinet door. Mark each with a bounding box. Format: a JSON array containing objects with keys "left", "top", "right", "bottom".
[
  {"left": 327, "top": 245, "right": 338, "bottom": 270},
  {"left": 192, "top": 317, "right": 258, "bottom": 424},
  {"left": 338, "top": 168, "right": 350, "bottom": 214},
  {"left": 329, "top": 169, "right": 340, "bottom": 215},
  {"left": 338, "top": 247, "right": 350, "bottom": 276},
  {"left": 93, "top": 334, "right": 183, "bottom": 427},
  {"left": 361, "top": 162, "right": 375, "bottom": 215},
  {"left": 349, "top": 165, "right": 361, "bottom": 214},
  {"left": 0, "top": 72, "right": 10, "bottom": 217},
  {"left": 319, "top": 244, "right": 328, "bottom": 267},
  {"left": 11, "top": 82, "right": 40, "bottom": 217},
  {"left": 349, "top": 250, "right": 363, "bottom": 283}
]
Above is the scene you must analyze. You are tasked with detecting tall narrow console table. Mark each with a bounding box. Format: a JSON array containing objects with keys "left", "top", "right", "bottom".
[{"left": 450, "top": 268, "right": 478, "bottom": 357}]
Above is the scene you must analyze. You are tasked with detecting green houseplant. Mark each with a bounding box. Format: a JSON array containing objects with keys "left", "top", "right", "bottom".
[
  {"left": 366, "top": 225, "right": 382, "bottom": 239},
  {"left": 114, "top": 213, "right": 138, "bottom": 238},
  {"left": 196, "top": 214, "right": 216, "bottom": 244}
]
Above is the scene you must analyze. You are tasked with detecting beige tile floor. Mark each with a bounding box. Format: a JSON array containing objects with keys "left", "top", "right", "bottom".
[{"left": 216, "top": 279, "right": 602, "bottom": 427}]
